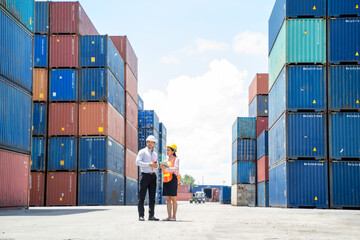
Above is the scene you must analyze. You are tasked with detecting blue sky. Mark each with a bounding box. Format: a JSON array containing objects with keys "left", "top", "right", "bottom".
[{"left": 70, "top": 0, "right": 276, "bottom": 185}]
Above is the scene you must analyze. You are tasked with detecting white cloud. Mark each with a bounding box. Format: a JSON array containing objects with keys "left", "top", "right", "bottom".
[
  {"left": 160, "top": 56, "right": 180, "bottom": 64},
  {"left": 233, "top": 31, "right": 268, "bottom": 56},
  {"left": 196, "top": 39, "right": 228, "bottom": 53},
  {"left": 143, "top": 59, "right": 248, "bottom": 185}
]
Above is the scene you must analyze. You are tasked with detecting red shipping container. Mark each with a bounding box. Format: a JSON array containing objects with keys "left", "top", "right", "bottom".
[
  {"left": 256, "top": 117, "right": 268, "bottom": 138},
  {"left": 177, "top": 185, "right": 191, "bottom": 193},
  {"left": 0, "top": 150, "right": 30, "bottom": 209},
  {"left": 249, "top": 73, "right": 268, "bottom": 104},
  {"left": 30, "top": 172, "right": 45, "bottom": 206},
  {"left": 126, "top": 120, "right": 138, "bottom": 153},
  {"left": 125, "top": 149, "right": 138, "bottom": 180},
  {"left": 212, "top": 188, "right": 219, "bottom": 201},
  {"left": 33, "top": 69, "right": 48, "bottom": 102},
  {"left": 257, "top": 156, "right": 269, "bottom": 183},
  {"left": 110, "top": 36, "right": 138, "bottom": 79},
  {"left": 49, "top": 103, "right": 78, "bottom": 136},
  {"left": 49, "top": 35, "right": 79, "bottom": 68},
  {"left": 126, "top": 92, "right": 138, "bottom": 129},
  {"left": 79, "top": 102, "right": 125, "bottom": 146},
  {"left": 50, "top": 2, "right": 98, "bottom": 35},
  {"left": 177, "top": 193, "right": 192, "bottom": 201},
  {"left": 46, "top": 172, "right": 77, "bottom": 206},
  {"left": 125, "top": 64, "right": 138, "bottom": 104}
]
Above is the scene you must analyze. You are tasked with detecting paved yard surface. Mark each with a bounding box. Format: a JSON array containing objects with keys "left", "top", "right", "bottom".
[{"left": 0, "top": 202, "right": 359, "bottom": 240}]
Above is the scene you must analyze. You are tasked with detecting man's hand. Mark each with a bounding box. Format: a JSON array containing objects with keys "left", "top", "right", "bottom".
[{"left": 149, "top": 162, "right": 158, "bottom": 168}]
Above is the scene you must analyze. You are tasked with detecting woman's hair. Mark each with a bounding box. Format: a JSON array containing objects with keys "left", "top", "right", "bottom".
[{"left": 170, "top": 148, "right": 177, "bottom": 157}]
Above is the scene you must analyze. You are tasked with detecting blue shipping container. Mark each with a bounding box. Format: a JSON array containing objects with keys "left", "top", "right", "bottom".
[
  {"left": 138, "top": 110, "right": 160, "bottom": 132},
  {"left": 125, "top": 177, "right": 138, "bottom": 205},
  {"left": 32, "top": 102, "right": 47, "bottom": 136},
  {"left": 48, "top": 137, "right": 77, "bottom": 171},
  {"left": 35, "top": 1, "right": 49, "bottom": 34},
  {"left": 248, "top": 95, "right": 268, "bottom": 118},
  {"left": 269, "top": 160, "right": 329, "bottom": 208},
  {"left": 0, "top": 78, "right": 31, "bottom": 153},
  {"left": 329, "top": 18, "right": 360, "bottom": 64},
  {"left": 0, "top": 0, "right": 34, "bottom": 33},
  {"left": 138, "top": 95, "right": 144, "bottom": 111},
  {"left": 328, "top": 0, "right": 360, "bottom": 18},
  {"left": 138, "top": 128, "right": 159, "bottom": 152},
  {"left": 330, "top": 161, "right": 360, "bottom": 208},
  {"left": 232, "top": 117, "right": 256, "bottom": 143},
  {"left": 79, "top": 137, "right": 124, "bottom": 175},
  {"left": 269, "top": 66, "right": 326, "bottom": 128},
  {"left": 269, "top": 112, "right": 326, "bottom": 167},
  {"left": 34, "top": 35, "right": 48, "bottom": 68},
  {"left": 80, "top": 68, "right": 125, "bottom": 116},
  {"left": 329, "top": 113, "right": 360, "bottom": 159},
  {"left": 257, "top": 130, "right": 268, "bottom": 160},
  {"left": 0, "top": 9, "right": 33, "bottom": 93},
  {"left": 78, "top": 171, "right": 125, "bottom": 206},
  {"left": 31, "top": 137, "right": 46, "bottom": 171},
  {"left": 159, "top": 138, "right": 166, "bottom": 154},
  {"left": 257, "top": 181, "right": 269, "bottom": 207},
  {"left": 219, "top": 186, "right": 231, "bottom": 204},
  {"left": 79, "top": 35, "right": 125, "bottom": 87},
  {"left": 49, "top": 69, "right": 78, "bottom": 102},
  {"left": 232, "top": 139, "right": 256, "bottom": 163},
  {"left": 231, "top": 161, "right": 256, "bottom": 185},
  {"left": 159, "top": 123, "right": 167, "bottom": 140},
  {"left": 268, "top": 0, "right": 326, "bottom": 54},
  {"left": 329, "top": 66, "right": 360, "bottom": 111}
]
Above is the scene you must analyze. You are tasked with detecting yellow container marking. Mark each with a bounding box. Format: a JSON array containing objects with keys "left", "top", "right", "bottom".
[
  {"left": 313, "top": 100, "right": 316, "bottom": 104},
  {"left": 60, "top": 160, "right": 64, "bottom": 166},
  {"left": 91, "top": 91, "right": 95, "bottom": 96},
  {"left": 314, "top": 196, "right": 318, "bottom": 201},
  {"left": 99, "top": 127, "right": 104, "bottom": 132},
  {"left": 91, "top": 57, "right": 95, "bottom": 62},
  {"left": 61, "top": 127, "right": 65, "bottom": 131},
  {"left": 313, "top": 6, "right": 316, "bottom": 10},
  {"left": 40, "top": 93, "right": 44, "bottom": 99},
  {"left": 60, "top": 197, "right": 63, "bottom": 201},
  {"left": 313, "top": 148, "right": 317, "bottom": 152}
]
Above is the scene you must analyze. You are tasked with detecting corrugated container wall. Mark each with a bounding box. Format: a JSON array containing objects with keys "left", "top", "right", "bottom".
[
  {"left": 329, "top": 18, "right": 360, "bottom": 64},
  {"left": 219, "top": 186, "right": 231, "bottom": 204},
  {"left": 48, "top": 103, "right": 78, "bottom": 136},
  {"left": 0, "top": 0, "right": 34, "bottom": 33},
  {"left": 49, "top": 69, "right": 78, "bottom": 102},
  {"left": 138, "top": 110, "right": 160, "bottom": 132},
  {"left": 232, "top": 139, "right": 256, "bottom": 163},
  {"left": 269, "top": 66, "right": 326, "bottom": 128},
  {"left": 80, "top": 68, "right": 125, "bottom": 116},
  {"left": 125, "top": 149, "right": 138, "bottom": 180},
  {"left": 248, "top": 95, "right": 268, "bottom": 117},
  {"left": 328, "top": 0, "right": 360, "bottom": 17},
  {"left": 34, "top": 35, "right": 48, "bottom": 68},
  {"left": 35, "top": 1, "right": 49, "bottom": 34},
  {"left": 31, "top": 137, "right": 46, "bottom": 171},
  {"left": 232, "top": 161, "right": 256, "bottom": 185},
  {"left": 33, "top": 69, "right": 48, "bottom": 102},
  {"left": 48, "top": 137, "right": 77, "bottom": 171},
  {"left": 125, "top": 177, "right": 138, "bottom": 205},
  {"left": 32, "top": 102, "right": 47, "bottom": 136},
  {"left": 256, "top": 117, "right": 268, "bottom": 138},
  {"left": 0, "top": 150, "right": 30, "bottom": 208},
  {"left": 257, "top": 156, "right": 269, "bottom": 183},
  {"left": 269, "top": 160, "right": 329, "bottom": 208},
  {"left": 126, "top": 93, "right": 138, "bottom": 128},
  {"left": 232, "top": 117, "right": 256, "bottom": 143},
  {"left": 49, "top": 2, "right": 98, "bottom": 35},
  {"left": 257, "top": 130, "right": 268, "bottom": 160},
  {"left": 49, "top": 35, "right": 79, "bottom": 68},
  {"left": 159, "top": 123, "right": 167, "bottom": 141},
  {"left": 257, "top": 181, "right": 269, "bottom": 207},
  {"left": 126, "top": 121, "right": 138, "bottom": 153},
  {"left": 79, "top": 35, "right": 125, "bottom": 87},
  {"left": 46, "top": 172, "right": 77, "bottom": 206},
  {"left": 329, "top": 66, "right": 360, "bottom": 111},
  {"left": 0, "top": 79, "right": 32, "bottom": 154},
  {"left": 330, "top": 161, "right": 360, "bottom": 208},
  {"left": 269, "top": 19, "right": 326, "bottom": 90},
  {"left": 329, "top": 113, "right": 360, "bottom": 159},
  {"left": 248, "top": 74, "right": 268, "bottom": 104},
  {"left": 268, "top": 0, "right": 326, "bottom": 54},
  {"left": 30, "top": 172, "right": 45, "bottom": 206},
  {"left": 124, "top": 64, "right": 138, "bottom": 103},
  {"left": 79, "top": 137, "right": 124, "bottom": 175},
  {"left": 0, "top": 9, "right": 33, "bottom": 93},
  {"left": 138, "top": 95, "right": 144, "bottom": 111},
  {"left": 231, "top": 184, "right": 256, "bottom": 207}
]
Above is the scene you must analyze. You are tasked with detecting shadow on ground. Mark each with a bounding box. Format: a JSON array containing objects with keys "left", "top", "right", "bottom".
[{"left": 0, "top": 208, "right": 108, "bottom": 217}]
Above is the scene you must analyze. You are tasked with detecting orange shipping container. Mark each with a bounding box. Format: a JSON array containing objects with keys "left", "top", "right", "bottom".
[
  {"left": 248, "top": 73, "right": 268, "bottom": 104},
  {"left": 126, "top": 120, "right": 138, "bottom": 153},
  {"left": 46, "top": 172, "right": 77, "bottom": 206},
  {"left": 49, "top": 35, "right": 79, "bottom": 68},
  {"left": 33, "top": 69, "right": 48, "bottom": 102},
  {"left": 126, "top": 92, "right": 138, "bottom": 129},
  {"left": 79, "top": 102, "right": 125, "bottom": 146},
  {"left": 125, "top": 149, "right": 138, "bottom": 180},
  {"left": 30, "top": 172, "right": 45, "bottom": 206},
  {"left": 125, "top": 64, "right": 138, "bottom": 103},
  {"left": 48, "top": 103, "right": 78, "bottom": 136}
]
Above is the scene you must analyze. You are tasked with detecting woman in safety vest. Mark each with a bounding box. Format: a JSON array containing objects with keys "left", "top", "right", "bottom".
[{"left": 161, "top": 144, "right": 180, "bottom": 221}]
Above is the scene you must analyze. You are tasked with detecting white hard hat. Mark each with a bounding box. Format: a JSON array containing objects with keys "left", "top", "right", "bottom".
[{"left": 146, "top": 135, "right": 157, "bottom": 143}]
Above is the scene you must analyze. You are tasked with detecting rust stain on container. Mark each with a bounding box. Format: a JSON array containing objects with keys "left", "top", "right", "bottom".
[
  {"left": 49, "top": 35, "right": 79, "bottom": 68},
  {"left": 125, "top": 64, "right": 138, "bottom": 103},
  {"left": 125, "top": 149, "right": 138, "bottom": 180},
  {"left": 46, "top": 172, "right": 77, "bottom": 206},
  {"left": 49, "top": 103, "right": 78, "bottom": 136},
  {"left": 30, "top": 172, "right": 45, "bottom": 206},
  {"left": 0, "top": 149, "right": 30, "bottom": 209},
  {"left": 33, "top": 69, "right": 48, "bottom": 102},
  {"left": 126, "top": 120, "right": 138, "bottom": 155},
  {"left": 126, "top": 92, "right": 138, "bottom": 129},
  {"left": 79, "top": 102, "right": 125, "bottom": 146},
  {"left": 249, "top": 74, "right": 268, "bottom": 104}
]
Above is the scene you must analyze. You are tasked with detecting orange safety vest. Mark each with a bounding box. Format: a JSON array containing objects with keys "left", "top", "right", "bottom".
[{"left": 163, "top": 156, "right": 179, "bottom": 183}]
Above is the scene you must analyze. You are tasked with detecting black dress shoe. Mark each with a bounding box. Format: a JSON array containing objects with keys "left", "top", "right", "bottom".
[
  {"left": 139, "top": 217, "right": 145, "bottom": 221},
  {"left": 148, "top": 216, "right": 159, "bottom": 221}
]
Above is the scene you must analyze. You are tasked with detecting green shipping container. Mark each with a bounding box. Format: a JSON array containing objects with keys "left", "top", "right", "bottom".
[{"left": 269, "top": 19, "right": 326, "bottom": 91}]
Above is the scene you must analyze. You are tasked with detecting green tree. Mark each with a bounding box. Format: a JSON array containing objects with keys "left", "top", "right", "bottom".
[{"left": 181, "top": 174, "right": 196, "bottom": 185}]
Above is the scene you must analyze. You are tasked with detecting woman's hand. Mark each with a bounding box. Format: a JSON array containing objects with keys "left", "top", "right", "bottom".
[{"left": 160, "top": 165, "right": 166, "bottom": 170}]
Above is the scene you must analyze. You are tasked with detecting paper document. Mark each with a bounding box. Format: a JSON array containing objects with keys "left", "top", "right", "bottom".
[{"left": 160, "top": 161, "right": 170, "bottom": 168}]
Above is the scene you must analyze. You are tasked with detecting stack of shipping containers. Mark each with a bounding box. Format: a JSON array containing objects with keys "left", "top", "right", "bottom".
[
  {"left": 0, "top": 0, "right": 34, "bottom": 209},
  {"left": 111, "top": 36, "right": 139, "bottom": 206},
  {"left": 268, "top": 0, "right": 329, "bottom": 208},
  {"left": 31, "top": 1, "right": 48, "bottom": 207},
  {"left": 156, "top": 123, "right": 167, "bottom": 204},
  {"left": 327, "top": 1, "right": 360, "bottom": 209},
  {"left": 248, "top": 74, "right": 269, "bottom": 207},
  {"left": 231, "top": 117, "right": 257, "bottom": 206}
]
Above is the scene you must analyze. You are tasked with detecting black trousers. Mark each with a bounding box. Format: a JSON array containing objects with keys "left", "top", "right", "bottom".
[{"left": 138, "top": 172, "right": 157, "bottom": 218}]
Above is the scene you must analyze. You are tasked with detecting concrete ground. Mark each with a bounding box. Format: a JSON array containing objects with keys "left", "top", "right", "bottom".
[{"left": 0, "top": 202, "right": 359, "bottom": 240}]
